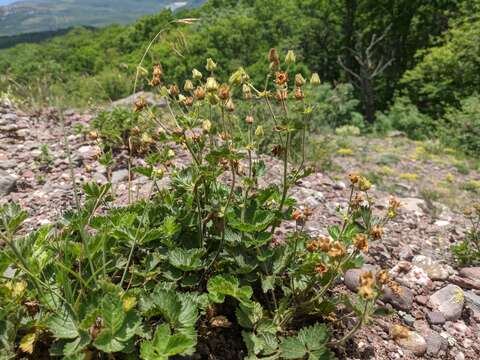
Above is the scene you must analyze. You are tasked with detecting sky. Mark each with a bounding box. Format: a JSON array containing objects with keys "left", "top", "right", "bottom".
[{"left": 0, "top": 0, "right": 19, "bottom": 5}]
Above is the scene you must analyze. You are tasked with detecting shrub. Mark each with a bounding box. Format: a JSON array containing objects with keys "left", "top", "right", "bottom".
[
  {"left": 441, "top": 95, "right": 480, "bottom": 155},
  {"left": 0, "top": 50, "right": 401, "bottom": 359},
  {"left": 374, "top": 96, "right": 435, "bottom": 139},
  {"left": 335, "top": 125, "right": 361, "bottom": 136},
  {"left": 452, "top": 204, "right": 480, "bottom": 266}
]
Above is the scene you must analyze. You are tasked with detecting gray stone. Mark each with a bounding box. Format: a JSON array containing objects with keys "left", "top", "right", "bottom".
[
  {"left": 399, "top": 311, "right": 416, "bottom": 326},
  {"left": 111, "top": 91, "right": 166, "bottom": 109},
  {"left": 0, "top": 170, "right": 16, "bottom": 195},
  {"left": 381, "top": 285, "right": 414, "bottom": 311},
  {"left": 0, "top": 159, "right": 16, "bottom": 169},
  {"left": 464, "top": 290, "right": 480, "bottom": 312},
  {"left": 426, "top": 311, "right": 446, "bottom": 325},
  {"left": 400, "top": 197, "right": 425, "bottom": 216},
  {"left": 333, "top": 181, "right": 346, "bottom": 190},
  {"left": 111, "top": 169, "right": 129, "bottom": 183},
  {"left": 425, "top": 331, "right": 447, "bottom": 356},
  {"left": 429, "top": 285, "right": 464, "bottom": 321}
]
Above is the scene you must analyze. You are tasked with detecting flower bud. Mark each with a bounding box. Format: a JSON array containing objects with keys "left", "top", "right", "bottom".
[
  {"left": 206, "top": 77, "right": 219, "bottom": 92},
  {"left": 295, "top": 73, "right": 306, "bottom": 87},
  {"left": 285, "top": 50, "right": 296, "bottom": 65},
  {"left": 242, "top": 84, "right": 252, "bottom": 100},
  {"left": 207, "top": 93, "right": 219, "bottom": 105},
  {"left": 255, "top": 125, "right": 264, "bottom": 138},
  {"left": 160, "top": 86, "right": 169, "bottom": 97},
  {"left": 192, "top": 68, "right": 202, "bottom": 80},
  {"left": 245, "top": 115, "right": 254, "bottom": 125},
  {"left": 218, "top": 84, "right": 230, "bottom": 100},
  {"left": 184, "top": 79, "right": 194, "bottom": 92},
  {"left": 193, "top": 86, "right": 206, "bottom": 100},
  {"left": 225, "top": 98, "right": 235, "bottom": 112},
  {"left": 229, "top": 67, "right": 249, "bottom": 85},
  {"left": 268, "top": 48, "right": 280, "bottom": 68},
  {"left": 202, "top": 119, "right": 212, "bottom": 133},
  {"left": 310, "top": 72, "right": 321, "bottom": 86},
  {"left": 206, "top": 58, "right": 217, "bottom": 72},
  {"left": 152, "top": 64, "right": 162, "bottom": 78}
]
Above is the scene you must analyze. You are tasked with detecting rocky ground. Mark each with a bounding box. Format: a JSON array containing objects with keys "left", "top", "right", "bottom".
[{"left": 1, "top": 97, "right": 480, "bottom": 359}]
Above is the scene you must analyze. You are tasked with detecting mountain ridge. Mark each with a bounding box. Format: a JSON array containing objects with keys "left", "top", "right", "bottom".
[{"left": 0, "top": 0, "right": 201, "bottom": 36}]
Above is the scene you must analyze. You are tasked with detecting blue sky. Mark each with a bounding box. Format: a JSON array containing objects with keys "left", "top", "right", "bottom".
[{"left": 0, "top": 0, "right": 18, "bottom": 5}]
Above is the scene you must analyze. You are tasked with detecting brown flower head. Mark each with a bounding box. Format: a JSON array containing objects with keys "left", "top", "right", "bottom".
[
  {"left": 134, "top": 97, "right": 147, "bottom": 112},
  {"left": 275, "top": 71, "right": 288, "bottom": 85},
  {"left": 294, "top": 87, "right": 304, "bottom": 101},
  {"left": 359, "top": 271, "right": 374, "bottom": 287},
  {"left": 376, "top": 269, "right": 390, "bottom": 285},
  {"left": 153, "top": 64, "right": 162, "bottom": 78},
  {"left": 292, "top": 208, "right": 305, "bottom": 222},
  {"left": 315, "top": 263, "right": 329, "bottom": 275},
  {"left": 389, "top": 196, "right": 401, "bottom": 211},
  {"left": 307, "top": 240, "right": 319, "bottom": 252},
  {"left": 328, "top": 242, "right": 346, "bottom": 258},
  {"left": 351, "top": 192, "right": 366, "bottom": 209},
  {"left": 268, "top": 48, "right": 280, "bottom": 68},
  {"left": 224, "top": 98, "right": 235, "bottom": 112},
  {"left": 318, "top": 236, "right": 332, "bottom": 252},
  {"left": 349, "top": 173, "right": 360, "bottom": 184},
  {"left": 218, "top": 84, "right": 230, "bottom": 100},
  {"left": 168, "top": 84, "right": 180, "bottom": 98},
  {"left": 193, "top": 86, "right": 206, "bottom": 100},
  {"left": 245, "top": 115, "right": 254, "bottom": 125},
  {"left": 352, "top": 233, "right": 369, "bottom": 252},
  {"left": 243, "top": 84, "right": 253, "bottom": 100},
  {"left": 370, "top": 225, "right": 384, "bottom": 240},
  {"left": 271, "top": 144, "right": 285, "bottom": 157},
  {"left": 295, "top": 73, "right": 306, "bottom": 87}
]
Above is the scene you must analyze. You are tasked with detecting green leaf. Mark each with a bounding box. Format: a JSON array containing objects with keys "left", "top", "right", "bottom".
[
  {"left": 236, "top": 302, "right": 263, "bottom": 329},
  {"left": 140, "top": 324, "right": 196, "bottom": 360},
  {"left": 169, "top": 248, "right": 205, "bottom": 271},
  {"left": 93, "top": 295, "right": 141, "bottom": 353},
  {"left": 46, "top": 309, "right": 79, "bottom": 340},
  {"left": 280, "top": 324, "right": 330, "bottom": 359},
  {"left": 207, "top": 274, "right": 253, "bottom": 305}
]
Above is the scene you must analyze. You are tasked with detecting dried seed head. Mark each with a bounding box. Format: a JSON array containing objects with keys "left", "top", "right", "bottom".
[
  {"left": 193, "top": 86, "right": 206, "bottom": 100},
  {"left": 285, "top": 50, "right": 296, "bottom": 65},
  {"left": 310, "top": 72, "right": 321, "bottom": 86},
  {"left": 294, "top": 87, "right": 304, "bottom": 100},
  {"left": 275, "top": 89, "right": 288, "bottom": 101},
  {"left": 307, "top": 240, "right": 319, "bottom": 252},
  {"left": 134, "top": 97, "right": 147, "bottom": 112},
  {"left": 218, "top": 84, "right": 230, "bottom": 100},
  {"left": 168, "top": 84, "right": 180, "bottom": 97},
  {"left": 349, "top": 173, "right": 360, "bottom": 184},
  {"left": 318, "top": 236, "right": 332, "bottom": 252},
  {"left": 206, "top": 58, "right": 217, "bottom": 72},
  {"left": 192, "top": 68, "right": 203, "bottom": 80},
  {"left": 376, "top": 269, "right": 390, "bottom": 284},
  {"left": 352, "top": 233, "right": 369, "bottom": 252},
  {"left": 153, "top": 64, "right": 162, "bottom": 77},
  {"left": 292, "top": 208, "right": 305, "bottom": 222},
  {"left": 275, "top": 71, "right": 288, "bottom": 85},
  {"left": 295, "top": 73, "right": 306, "bottom": 87},
  {"left": 245, "top": 115, "right": 254, "bottom": 125},
  {"left": 328, "top": 242, "right": 346, "bottom": 258},
  {"left": 370, "top": 225, "right": 384, "bottom": 240},
  {"left": 268, "top": 48, "right": 280, "bottom": 68},
  {"left": 315, "top": 263, "right": 329, "bottom": 275}
]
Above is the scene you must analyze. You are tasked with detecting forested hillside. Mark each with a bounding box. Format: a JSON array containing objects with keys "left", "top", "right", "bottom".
[{"left": 1, "top": 0, "right": 478, "bottom": 154}]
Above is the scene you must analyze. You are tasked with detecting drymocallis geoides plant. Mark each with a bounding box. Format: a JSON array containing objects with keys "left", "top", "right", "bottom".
[{"left": 0, "top": 49, "right": 401, "bottom": 359}]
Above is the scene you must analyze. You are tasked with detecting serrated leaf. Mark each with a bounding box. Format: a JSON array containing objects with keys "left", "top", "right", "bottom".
[
  {"left": 169, "top": 248, "right": 205, "bottom": 271},
  {"left": 93, "top": 295, "right": 141, "bottom": 353},
  {"left": 207, "top": 274, "right": 253, "bottom": 305},
  {"left": 279, "top": 336, "right": 306, "bottom": 359},
  {"left": 140, "top": 323, "right": 196, "bottom": 360},
  {"left": 236, "top": 302, "right": 263, "bottom": 329},
  {"left": 298, "top": 324, "right": 328, "bottom": 351},
  {"left": 46, "top": 309, "right": 79, "bottom": 339}
]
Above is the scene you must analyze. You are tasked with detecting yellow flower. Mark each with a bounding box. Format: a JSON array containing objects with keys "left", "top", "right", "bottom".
[
  {"left": 206, "top": 77, "right": 219, "bottom": 92},
  {"left": 285, "top": 50, "right": 296, "bottom": 65},
  {"left": 206, "top": 58, "right": 217, "bottom": 72},
  {"left": 192, "top": 68, "right": 202, "bottom": 80},
  {"left": 122, "top": 296, "right": 137, "bottom": 312},
  {"left": 184, "top": 79, "right": 194, "bottom": 92},
  {"left": 358, "top": 176, "right": 372, "bottom": 191}
]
